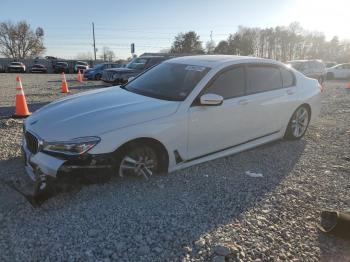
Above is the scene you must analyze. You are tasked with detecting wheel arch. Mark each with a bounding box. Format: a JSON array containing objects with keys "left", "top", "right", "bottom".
[{"left": 113, "top": 137, "right": 169, "bottom": 172}]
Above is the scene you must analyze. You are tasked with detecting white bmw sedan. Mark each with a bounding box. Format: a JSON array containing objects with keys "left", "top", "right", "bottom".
[{"left": 22, "top": 55, "right": 322, "bottom": 195}]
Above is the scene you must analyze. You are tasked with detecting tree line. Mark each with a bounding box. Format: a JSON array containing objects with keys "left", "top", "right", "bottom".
[
  {"left": 1, "top": 20, "right": 349, "bottom": 63},
  {"left": 170, "top": 22, "right": 350, "bottom": 63}
]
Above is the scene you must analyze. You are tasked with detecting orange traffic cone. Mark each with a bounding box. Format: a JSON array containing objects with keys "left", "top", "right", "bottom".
[
  {"left": 346, "top": 81, "right": 350, "bottom": 89},
  {"left": 77, "top": 69, "right": 83, "bottom": 83},
  {"left": 61, "top": 72, "right": 69, "bottom": 93},
  {"left": 13, "top": 76, "right": 31, "bottom": 118}
]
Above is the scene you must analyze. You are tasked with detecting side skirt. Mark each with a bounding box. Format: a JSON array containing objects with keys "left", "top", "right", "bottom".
[{"left": 169, "top": 130, "right": 283, "bottom": 173}]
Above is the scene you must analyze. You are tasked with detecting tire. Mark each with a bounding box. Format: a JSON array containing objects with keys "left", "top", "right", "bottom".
[
  {"left": 116, "top": 144, "right": 161, "bottom": 180},
  {"left": 327, "top": 72, "right": 334, "bottom": 80},
  {"left": 95, "top": 73, "right": 102, "bottom": 80},
  {"left": 284, "top": 105, "right": 311, "bottom": 140}
]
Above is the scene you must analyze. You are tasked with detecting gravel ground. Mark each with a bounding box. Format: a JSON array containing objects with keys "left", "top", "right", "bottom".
[
  {"left": 0, "top": 73, "right": 349, "bottom": 261},
  {"left": 0, "top": 73, "right": 104, "bottom": 117}
]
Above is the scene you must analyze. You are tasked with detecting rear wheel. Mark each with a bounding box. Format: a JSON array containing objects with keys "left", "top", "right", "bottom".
[
  {"left": 284, "top": 105, "right": 310, "bottom": 140},
  {"left": 117, "top": 145, "right": 160, "bottom": 180}
]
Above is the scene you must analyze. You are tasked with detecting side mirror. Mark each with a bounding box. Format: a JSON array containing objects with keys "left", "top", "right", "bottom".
[
  {"left": 200, "top": 93, "right": 224, "bottom": 106},
  {"left": 128, "top": 76, "right": 135, "bottom": 82}
]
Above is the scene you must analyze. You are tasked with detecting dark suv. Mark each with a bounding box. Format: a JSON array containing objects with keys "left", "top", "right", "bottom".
[
  {"left": 53, "top": 62, "right": 69, "bottom": 74},
  {"left": 101, "top": 56, "right": 170, "bottom": 85},
  {"left": 84, "top": 63, "right": 122, "bottom": 80}
]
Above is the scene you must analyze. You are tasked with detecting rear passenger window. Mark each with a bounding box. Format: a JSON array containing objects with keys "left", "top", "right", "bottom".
[
  {"left": 205, "top": 67, "right": 245, "bottom": 99},
  {"left": 280, "top": 68, "right": 295, "bottom": 87},
  {"left": 246, "top": 65, "right": 282, "bottom": 94}
]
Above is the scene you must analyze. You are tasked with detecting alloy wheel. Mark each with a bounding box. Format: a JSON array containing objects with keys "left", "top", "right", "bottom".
[
  {"left": 118, "top": 146, "right": 158, "bottom": 180},
  {"left": 291, "top": 107, "right": 309, "bottom": 138}
]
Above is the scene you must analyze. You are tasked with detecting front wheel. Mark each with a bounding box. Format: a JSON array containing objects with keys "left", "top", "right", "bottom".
[
  {"left": 117, "top": 145, "right": 160, "bottom": 180},
  {"left": 95, "top": 73, "right": 102, "bottom": 80},
  {"left": 284, "top": 105, "right": 311, "bottom": 140}
]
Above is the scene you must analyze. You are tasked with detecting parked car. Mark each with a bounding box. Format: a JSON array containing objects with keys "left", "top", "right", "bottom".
[
  {"left": 7, "top": 62, "right": 26, "bottom": 73},
  {"left": 53, "top": 61, "right": 69, "bottom": 73},
  {"left": 326, "top": 63, "right": 350, "bottom": 80},
  {"left": 29, "top": 64, "right": 47, "bottom": 73},
  {"left": 84, "top": 63, "right": 121, "bottom": 80},
  {"left": 21, "top": 55, "right": 322, "bottom": 196},
  {"left": 74, "top": 61, "right": 89, "bottom": 73},
  {"left": 325, "top": 61, "right": 337, "bottom": 68},
  {"left": 101, "top": 56, "right": 170, "bottom": 85},
  {"left": 286, "top": 60, "right": 326, "bottom": 84}
]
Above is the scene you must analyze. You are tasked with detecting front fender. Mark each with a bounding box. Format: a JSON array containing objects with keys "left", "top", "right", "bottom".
[{"left": 89, "top": 115, "right": 187, "bottom": 171}]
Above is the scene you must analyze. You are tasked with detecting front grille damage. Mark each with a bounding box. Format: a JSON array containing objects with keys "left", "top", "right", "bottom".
[{"left": 25, "top": 131, "right": 39, "bottom": 154}]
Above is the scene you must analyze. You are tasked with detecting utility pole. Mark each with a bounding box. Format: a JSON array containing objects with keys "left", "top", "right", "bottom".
[{"left": 92, "top": 22, "right": 96, "bottom": 60}]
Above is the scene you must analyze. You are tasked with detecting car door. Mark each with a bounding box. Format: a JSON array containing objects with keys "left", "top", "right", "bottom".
[
  {"left": 187, "top": 65, "right": 251, "bottom": 159},
  {"left": 243, "top": 64, "right": 291, "bottom": 140},
  {"left": 334, "top": 65, "right": 345, "bottom": 78},
  {"left": 343, "top": 64, "right": 350, "bottom": 78}
]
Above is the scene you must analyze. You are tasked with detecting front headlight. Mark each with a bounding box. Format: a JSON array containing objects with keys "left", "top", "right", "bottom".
[{"left": 42, "top": 136, "right": 100, "bottom": 156}]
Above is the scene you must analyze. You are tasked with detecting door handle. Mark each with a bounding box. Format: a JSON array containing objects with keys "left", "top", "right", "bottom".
[{"left": 238, "top": 99, "right": 250, "bottom": 105}]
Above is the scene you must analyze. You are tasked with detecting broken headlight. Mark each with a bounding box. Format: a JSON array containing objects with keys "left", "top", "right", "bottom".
[{"left": 42, "top": 137, "right": 100, "bottom": 156}]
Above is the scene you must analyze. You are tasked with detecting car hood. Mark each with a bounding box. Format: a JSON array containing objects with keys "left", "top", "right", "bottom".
[
  {"left": 84, "top": 68, "right": 94, "bottom": 73},
  {"left": 25, "top": 87, "right": 180, "bottom": 141}
]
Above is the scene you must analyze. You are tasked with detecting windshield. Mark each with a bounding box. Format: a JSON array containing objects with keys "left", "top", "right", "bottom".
[
  {"left": 76, "top": 61, "right": 87, "bottom": 65},
  {"left": 57, "top": 62, "right": 67, "bottom": 66},
  {"left": 126, "top": 58, "right": 148, "bottom": 70},
  {"left": 93, "top": 64, "right": 104, "bottom": 69},
  {"left": 123, "top": 62, "right": 210, "bottom": 101},
  {"left": 11, "top": 62, "right": 21, "bottom": 65}
]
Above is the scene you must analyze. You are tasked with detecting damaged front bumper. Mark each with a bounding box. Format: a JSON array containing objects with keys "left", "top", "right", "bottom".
[{"left": 19, "top": 139, "right": 114, "bottom": 198}]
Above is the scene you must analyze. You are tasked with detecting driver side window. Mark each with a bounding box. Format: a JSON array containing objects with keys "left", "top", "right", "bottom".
[{"left": 204, "top": 66, "right": 246, "bottom": 99}]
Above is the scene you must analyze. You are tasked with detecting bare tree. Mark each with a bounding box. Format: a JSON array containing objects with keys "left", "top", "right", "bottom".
[
  {"left": 206, "top": 39, "right": 216, "bottom": 54},
  {"left": 75, "top": 52, "right": 94, "bottom": 60},
  {"left": 99, "top": 46, "right": 116, "bottom": 62},
  {"left": 0, "top": 20, "right": 45, "bottom": 59}
]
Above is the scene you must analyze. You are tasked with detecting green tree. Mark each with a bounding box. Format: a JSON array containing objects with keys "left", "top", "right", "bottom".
[
  {"left": 214, "top": 40, "right": 229, "bottom": 54},
  {"left": 170, "top": 31, "right": 204, "bottom": 54}
]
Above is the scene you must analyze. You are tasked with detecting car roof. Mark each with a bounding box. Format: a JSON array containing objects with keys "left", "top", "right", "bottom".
[
  {"left": 288, "top": 59, "right": 323, "bottom": 63},
  {"left": 138, "top": 56, "right": 167, "bottom": 59},
  {"left": 166, "top": 55, "right": 276, "bottom": 68}
]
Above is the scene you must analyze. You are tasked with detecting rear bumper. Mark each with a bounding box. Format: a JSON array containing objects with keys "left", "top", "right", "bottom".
[{"left": 309, "top": 91, "right": 322, "bottom": 124}]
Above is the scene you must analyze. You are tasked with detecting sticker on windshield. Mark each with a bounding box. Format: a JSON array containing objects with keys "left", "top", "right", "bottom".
[{"left": 185, "top": 65, "right": 206, "bottom": 72}]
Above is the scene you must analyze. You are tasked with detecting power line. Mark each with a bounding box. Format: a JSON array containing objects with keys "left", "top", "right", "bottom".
[{"left": 92, "top": 22, "right": 96, "bottom": 60}]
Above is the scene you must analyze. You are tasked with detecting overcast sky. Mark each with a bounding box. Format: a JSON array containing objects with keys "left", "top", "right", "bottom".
[{"left": 0, "top": 0, "right": 349, "bottom": 59}]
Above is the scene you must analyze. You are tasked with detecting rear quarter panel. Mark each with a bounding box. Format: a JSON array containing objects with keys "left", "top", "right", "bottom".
[{"left": 294, "top": 73, "right": 322, "bottom": 124}]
